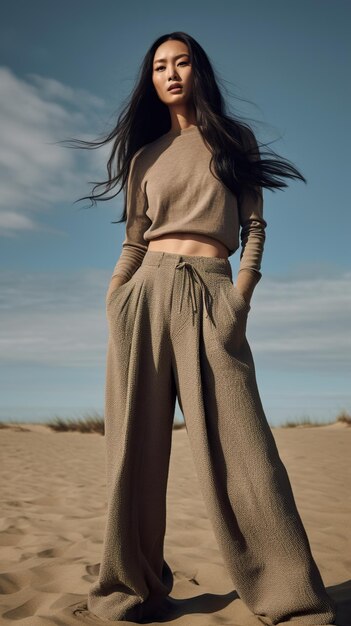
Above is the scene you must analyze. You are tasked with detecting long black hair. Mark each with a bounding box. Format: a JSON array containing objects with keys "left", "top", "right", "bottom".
[{"left": 60, "top": 31, "right": 307, "bottom": 223}]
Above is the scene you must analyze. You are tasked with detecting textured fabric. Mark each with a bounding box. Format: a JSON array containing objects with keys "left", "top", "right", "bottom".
[
  {"left": 88, "top": 250, "right": 337, "bottom": 625},
  {"left": 111, "top": 125, "right": 267, "bottom": 282}
]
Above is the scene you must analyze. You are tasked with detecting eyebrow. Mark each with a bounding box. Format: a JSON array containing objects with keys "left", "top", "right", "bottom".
[{"left": 153, "top": 53, "right": 190, "bottom": 64}]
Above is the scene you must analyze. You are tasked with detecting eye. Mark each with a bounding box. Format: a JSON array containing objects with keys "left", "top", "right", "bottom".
[{"left": 155, "top": 61, "right": 189, "bottom": 72}]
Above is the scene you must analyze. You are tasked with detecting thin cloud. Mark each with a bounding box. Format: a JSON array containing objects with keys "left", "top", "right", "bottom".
[
  {"left": 0, "top": 66, "right": 112, "bottom": 235},
  {"left": 0, "top": 211, "right": 38, "bottom": 232},
  {"left": 248, "top": 271, "right": 351, "bottom": 369},
  {"left": 0, "top": 269, "right": 350, "bottom": 370},
  {"left": 27, "top": 73, "right": 106, "bottom": 109}
]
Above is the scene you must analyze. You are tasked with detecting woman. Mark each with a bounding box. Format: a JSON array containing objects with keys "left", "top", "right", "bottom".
[{"left": 68, "top": 32, "right": 337, "bottom": 625}]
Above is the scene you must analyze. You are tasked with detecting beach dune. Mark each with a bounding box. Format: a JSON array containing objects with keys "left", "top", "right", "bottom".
[{"left": 0, "top": 422, "right": 350, "bottom": 625}]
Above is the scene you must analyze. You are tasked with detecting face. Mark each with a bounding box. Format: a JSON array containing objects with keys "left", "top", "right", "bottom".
[{"left": 152, "top": 39, "right": 193, "bottom": 106}]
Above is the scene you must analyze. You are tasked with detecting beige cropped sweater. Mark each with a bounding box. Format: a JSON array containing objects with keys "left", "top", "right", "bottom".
[{"left": 111, "top": 125, "right": 267, "bottom": 282}]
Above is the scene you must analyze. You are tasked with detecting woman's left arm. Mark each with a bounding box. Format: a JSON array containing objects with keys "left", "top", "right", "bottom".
[
  {"left": 236, "top": 190, "right": 267, "bottom": 304},
  {"left": 236, "top": 267, "right": 261, "bottom": 305},
  {"left": 236, "top": 130, "right": 267, "bottom": 305}
]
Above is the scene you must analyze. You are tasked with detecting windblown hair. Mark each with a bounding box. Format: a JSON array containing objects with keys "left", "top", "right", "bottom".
[{"left": 61, "top": 31, "right": 307, "bottom": 224}]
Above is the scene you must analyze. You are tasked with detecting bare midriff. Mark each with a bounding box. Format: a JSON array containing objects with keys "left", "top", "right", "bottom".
[{"left": 147, "top": 232, "right": 229, "bottom": 259}]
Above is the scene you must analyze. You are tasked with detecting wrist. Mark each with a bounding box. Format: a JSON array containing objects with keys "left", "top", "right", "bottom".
[
  {"left": 235, "top": 270, "right": 257, "bottom": 302},
  {"left": 110, "top": 275, "right": 126, "bottom": 287}
]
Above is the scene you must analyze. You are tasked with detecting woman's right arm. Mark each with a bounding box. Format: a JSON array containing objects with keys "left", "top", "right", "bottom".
[
  {"left": 107, "top": 147, "right": 151, "bottom": 300},
  {"left": 105, "top": 274, "right": 127, "bottom": 305}
]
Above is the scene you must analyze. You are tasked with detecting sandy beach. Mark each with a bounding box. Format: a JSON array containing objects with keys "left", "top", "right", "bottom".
[{"left": 0, "top": 421, "right": 350, "bottom": 625}]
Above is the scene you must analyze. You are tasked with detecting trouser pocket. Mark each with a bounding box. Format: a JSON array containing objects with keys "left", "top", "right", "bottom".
[
  {"left": 106, "top": 265, "right": 145, "bottom": 308},
  {"left": 209, "top": 275, "right": 250, "bottom": 353}
]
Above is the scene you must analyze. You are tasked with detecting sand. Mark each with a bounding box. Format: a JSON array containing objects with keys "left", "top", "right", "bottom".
[{"left": 0, "top": 421, "right": 350, "bottom": 625}]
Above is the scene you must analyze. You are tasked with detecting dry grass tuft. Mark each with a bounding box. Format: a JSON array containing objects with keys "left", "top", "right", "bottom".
[
  {"left": 173, "top": 421, "right": 186, "bottom": 430},
  {"left": 1, "top": 410, "right": 349, "bottom": 433},
  {"left": 336, "top": 409, "right": 351, "bottom": 425},
  {"left": 46, "top": 412, "right": 187, "bottom": 435},
  {"left": 279, "top": 416, "right": 333, "bottom": 428},
  {"left": 47, "top": 411, "right": 105, "bottom": 434},
  {"left": 278, "top": 410, "right": 351, "bottom": 428},
  {"left": 0, "top": 419, "right": 30, "bottom": 431}
]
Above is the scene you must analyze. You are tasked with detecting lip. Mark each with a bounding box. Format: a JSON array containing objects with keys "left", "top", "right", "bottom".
[{"left": 167, "top": 83, "right": 182, "bottom": 91}]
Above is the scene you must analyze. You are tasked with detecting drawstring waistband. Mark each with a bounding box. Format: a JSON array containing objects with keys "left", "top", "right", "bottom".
[
  {"left": 175, "top": 260, "right": 212, "bottom": 322},
  {"left": 140, "top": 251, "right": 230, "bottom": 327}
]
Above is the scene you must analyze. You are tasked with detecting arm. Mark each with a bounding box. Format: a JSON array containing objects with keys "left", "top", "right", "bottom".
[
  {"left": 109, "top": 148, "right": 151, "bottom": 287},
  {"left": 236, "top": 130, "right": 267, "bottom": 304}
]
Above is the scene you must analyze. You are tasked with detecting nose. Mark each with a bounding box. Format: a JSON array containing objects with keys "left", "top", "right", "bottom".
[{"left": 168, "top": 67, "right": 179, "bottom": 81}]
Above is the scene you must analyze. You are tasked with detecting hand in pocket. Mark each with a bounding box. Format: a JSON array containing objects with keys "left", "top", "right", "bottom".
[{"left": 106, "top": 278, "right": 127, "bottom": 306}]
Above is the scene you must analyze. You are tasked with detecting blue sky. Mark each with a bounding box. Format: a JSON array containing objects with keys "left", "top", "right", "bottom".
[{"left": 0, "top": 0, "right": 350, "bottom": 425}]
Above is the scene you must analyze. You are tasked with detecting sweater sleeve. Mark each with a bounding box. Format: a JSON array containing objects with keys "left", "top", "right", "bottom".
[
  {"left": 111, "top": 148, "right": 151, "bottom": 281},
  {"left": 238, "top": 130, "right": 267, "bottom": 283}
]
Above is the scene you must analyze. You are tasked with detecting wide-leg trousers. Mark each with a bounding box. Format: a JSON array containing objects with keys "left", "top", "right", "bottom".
[{"left": 87, "top": 250, "right": 337, "bottom": 624}]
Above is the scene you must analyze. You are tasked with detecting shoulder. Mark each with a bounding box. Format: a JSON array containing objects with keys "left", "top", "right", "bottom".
[
  {"left": 128, "top": 145, "right": 152, "bottom": 182},
  {"left": 130, "top": 135, "right": 163, "bottom": 168},
  {"left": 130, "top": 144, "right": 149, "bottom": 166},
  {"left": 130, "top": 133, "right": 174, "bottom": 175}
]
